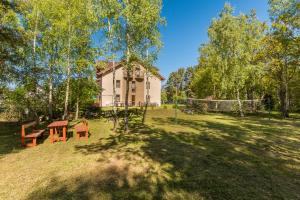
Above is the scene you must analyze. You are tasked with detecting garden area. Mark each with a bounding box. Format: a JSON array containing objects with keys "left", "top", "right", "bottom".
[
  {"left": 1, "top": 0, "right": 300, "bottom": 199},
  {"left": 1, "top": 108, "right": 300, "bottom": 200}
]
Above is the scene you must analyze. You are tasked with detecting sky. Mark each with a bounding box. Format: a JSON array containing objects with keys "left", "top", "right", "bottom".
[{"left": 157, "top": 0, "right": 269, "bottom": 81}]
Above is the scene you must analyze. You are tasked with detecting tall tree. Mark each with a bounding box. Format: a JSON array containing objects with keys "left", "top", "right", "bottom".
[
  {"left": 117, "top": 0, "right": 164, "bottom": 132},
  {"left": 266, "top": 0, "right": 300, "bottom": 117},
  {"left": 61, "top": 0, "right": 98, "bottom": 119},
  {"left": 98, "top": 0, "right": 122, "bottom": 130},
  {"left": 194, "top": 4, "right": 266, "bottom": 116},
  {"left": 0, "top": 0, "right": 25, "bottom": 86}
]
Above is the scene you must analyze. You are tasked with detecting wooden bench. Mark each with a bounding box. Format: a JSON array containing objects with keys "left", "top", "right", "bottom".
[
  {"left": 21, "top": 121, "right": 45, "bottom": 147},
  {"left": 74, "top": 119, "right": 89, "bottom": 140}
]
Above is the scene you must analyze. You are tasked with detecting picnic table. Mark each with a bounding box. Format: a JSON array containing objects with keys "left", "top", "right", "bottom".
[{"left": 47, "top": 120, "right": 68, "bottom": 143}]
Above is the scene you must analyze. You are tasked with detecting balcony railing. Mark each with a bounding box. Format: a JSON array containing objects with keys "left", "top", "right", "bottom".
[
  {"left": 123, "top": 70, "right": 145, "bottom": 80},
  {"left": 123, "top": 71, "right": 133, "bottom": 79},
  {"left": 135, "top": 71, "right": 144, "bottom": 79}
]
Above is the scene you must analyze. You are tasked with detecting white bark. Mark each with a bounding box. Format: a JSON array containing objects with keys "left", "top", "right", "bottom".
[
  {"left": 49, "top": 64, "right": 53, "bottom": 119},
  {"left": 63, "top": 9, "right": 72, "bottom": 120},
  {"left": 237, "top": 88, "right": 244, "bottom": 117},
  {"left": 75, "top": 96, "right": 79, "bottom": 120}
]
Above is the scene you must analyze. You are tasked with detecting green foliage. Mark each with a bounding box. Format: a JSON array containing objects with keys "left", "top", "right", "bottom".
[
  {"left": 3, "top": 86, "right": 47, "bottom": 121},
  {"left": 195, "top": 4, "right": 266, "bottom": 101},
  {"left": 164, "top": 67, "right": 195, "bottom": 102},
  {"left": 0, "top": 0, "right": 26, "bottom": 85}
]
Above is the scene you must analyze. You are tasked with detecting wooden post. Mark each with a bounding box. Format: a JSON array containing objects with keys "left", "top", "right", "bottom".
[
  {"left": 21, "top": 125, "right": 25, "bottom": 146},
  {"left": 63, "top": 126, "right": 66, "bottom": 142},
  {"left": 85, "top": 125, "right": 88, "bottom": 140},
  {"left": 50, "top": 128, "right": 53, "bottom": 143},
  {"left": 32, "top": 138, "right": 37, "bottom": 146}
]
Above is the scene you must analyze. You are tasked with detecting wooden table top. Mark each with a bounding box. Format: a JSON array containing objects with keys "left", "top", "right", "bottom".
[{"left": 47, "top": 120, "right": 68, "bottom": 128}]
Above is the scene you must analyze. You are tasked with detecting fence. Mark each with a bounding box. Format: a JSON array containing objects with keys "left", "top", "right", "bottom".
[{"left": 178, "top": 98, "right": 262, "bottom": 113}]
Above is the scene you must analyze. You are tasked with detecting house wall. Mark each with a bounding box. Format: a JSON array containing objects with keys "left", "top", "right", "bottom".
[
  {"left": 100, "top": 64, "right": 162, "bottom": 107},
  {"left": 121, "top": 64, "right": 145, "bottom": 106},
  {"left": 146, "top": 74, "right": 161, "bottom": 106},
  {"left": 100, "top": 67, "right": 123, "bottom": 107}
]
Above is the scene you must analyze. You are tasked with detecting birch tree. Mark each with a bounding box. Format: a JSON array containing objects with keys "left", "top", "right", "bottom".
[
  {"left": 198, "top": 4, "right": 266, "bottom": 116},
  {"left": 98, "top": 0, "right": 122, "bottom": 130},
  {"left": 118, "top": 0, "right": 164, "bottom": 131},
  {"left": 266, "top": 0, "right": 300, "bottom": 117},
  {"left": 61, "top": 0, "right": 98, "bottom": 119}
]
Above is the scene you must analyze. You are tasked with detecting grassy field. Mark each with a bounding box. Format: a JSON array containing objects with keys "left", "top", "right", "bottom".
[{"left": 0, "top": 109, "right": 300, "bottom": 200}]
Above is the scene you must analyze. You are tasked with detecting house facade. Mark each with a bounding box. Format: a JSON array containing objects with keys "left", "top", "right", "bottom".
[{"left": 96, "top": 61, "right": 164, "bottom": 107}]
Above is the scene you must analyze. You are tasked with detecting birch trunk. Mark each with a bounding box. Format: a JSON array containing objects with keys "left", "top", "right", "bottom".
[
  {"left": 32, "top": 8, "right": 39, "bottom": 92},
  {"left": 236, "top": 88, "right": 244, "bottom": 117},
  {"left": 108, "top": 20, "right": 118, "bottom": 131},
  {"left": 112, "top": 60, "right": 118, "bottom": 130},
  {"left": 75, "top": 96, "right": 79, "bottom": 120},
  {"left": 33, "top": 10, "right": 38, "bottom": 68},
  {"left": 48, "top": 63, "right": 53, "bottom": 119},
  {"left": 142, "top": 71, "right": 149, "bottom": 124},
  {"left": 63, "top": 10, "right": 71, "bottom": 120},
  {"left": 124, "top": 42, "right": 130, "bottom": 132},
  {"left": 142, "top": 49, "right": 150, "bottom": 124}
]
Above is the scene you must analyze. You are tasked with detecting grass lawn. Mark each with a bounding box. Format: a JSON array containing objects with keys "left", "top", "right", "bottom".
[{"left": 0, "top": 109, "right": 300, "bottom": 200}]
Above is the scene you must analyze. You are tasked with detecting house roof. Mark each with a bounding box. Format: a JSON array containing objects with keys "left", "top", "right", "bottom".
[{"left": 96, "top": 61, "right": 165, "bottom": 80}]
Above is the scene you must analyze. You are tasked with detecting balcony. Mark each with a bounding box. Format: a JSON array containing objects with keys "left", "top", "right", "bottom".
[
  {"left": 135, "top": 71, "right": 145, "bottom": 80},
  {"left": 123, "top": 71, "right": 133, "bottom": 79},
  {"left": 123, "top": 70, "right": 145, "bottom": 80}
]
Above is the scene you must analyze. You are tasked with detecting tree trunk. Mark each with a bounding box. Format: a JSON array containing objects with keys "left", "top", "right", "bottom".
[
  {"left": 33, "top": 9, "right": 39, "bottom": 69},
  {"left": 75, "top": 96, "right": 79, "bottom": 120},
  {"left": 63, "top": 10, "right": 71, "bottom": 120},
  {"left": 108, "top": 20, "right": 118, "bottom": 131},
  {"left": 142, "top": 71, "right": 150, "bottom": 124},
  {"left": 112, "top": 60, "right": 118, "bottom": 130},
  {"left": 124, "top": 68, "right": 130, "bottom": 132},
  {"left": 236, "top": 88, "right": 244, "bottom": 117},
  {"left": 48, "top": 64, "right": 53, "bottom": 119},
  {"left": 279, "top": 82, "right": 289, "bottom": 118},
  {"left": 32, "top": 8, "right": 39, "bottom": 92},
  {"left": 124, "top": 44, "right": 130, "bottom": 132}
]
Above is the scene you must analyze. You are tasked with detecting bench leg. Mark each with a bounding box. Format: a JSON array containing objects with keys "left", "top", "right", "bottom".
[
  {"left": 85, "top": 131, "right": 88, "bottom": 140},
  {"left": 32, "top": 138, "right": 37, "bottom": 146},
  {"left": 21, "top": 137, "right": 25, "bottom": 146},
  {"left": 50, "top": 128, "right": 54, "bottom": 143},
  {"left": 63, "top": 126, "right": 66, "bottom": 142},
  {"left": 25, "top": 137, "right": 37, "bottom": 147}
]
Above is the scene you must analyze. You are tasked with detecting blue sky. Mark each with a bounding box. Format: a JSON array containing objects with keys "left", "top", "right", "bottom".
[{"left": 157, "top": 0, "right": 269, "bottom": 81}]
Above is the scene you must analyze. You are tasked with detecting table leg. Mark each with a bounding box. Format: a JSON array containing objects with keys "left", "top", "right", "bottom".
[
  {"left": 63, "top": 126, "right": 66, "bottom": 142},
  {"left": 50, "top": 128, "right": 53, "bottom": 143}
]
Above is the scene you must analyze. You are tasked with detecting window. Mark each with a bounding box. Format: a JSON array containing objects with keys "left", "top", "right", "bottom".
[
  {"left": 132, "top": 81, "right": 136, "bottom": 93},
  {"left": 136, "top": 67, "right": 141, "bottom": 77},
  {"left": 116, "top": 80, "right": 120, "bottom": 88},
  {"left": 115, "top": 94, "right": 120, "bottom": 102},
  {"left": 146, "top": 95, "right": 151, "bottom": 101},
  {"left": 146, "top": 81, "right": 150, "bottom": 89}
]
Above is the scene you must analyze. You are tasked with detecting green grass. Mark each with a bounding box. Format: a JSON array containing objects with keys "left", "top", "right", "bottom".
[{"left": 0, "top": 110, "right": 300, "bottom": 200}]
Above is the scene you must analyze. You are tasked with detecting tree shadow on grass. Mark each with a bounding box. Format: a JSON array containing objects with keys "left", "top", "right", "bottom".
[
  {"left": 0, "top": 122, "right": 22, "bottom": 157},
  {"left": 0, "top": 121, "right": 50, "bottom": 158},
  {"left": 26, "top": 115, "right": 300, "bottom": 200}
]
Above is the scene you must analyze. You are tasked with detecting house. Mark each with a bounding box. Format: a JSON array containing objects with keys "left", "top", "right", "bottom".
[{"left": 96, "top": 61, "right": 165, "bottom": 107}]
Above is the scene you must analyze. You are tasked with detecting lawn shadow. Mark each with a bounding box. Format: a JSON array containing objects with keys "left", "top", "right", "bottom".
[
  {"left": 0, "top": 121, "right": 22, "bottom": 157},
  {"left": 25, "top": 114, "right": 300, "bottom": 200},
  {"left": 0, "top": 121, "right": 50, "bottom": 158}
]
